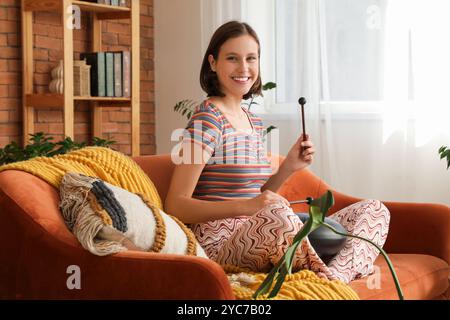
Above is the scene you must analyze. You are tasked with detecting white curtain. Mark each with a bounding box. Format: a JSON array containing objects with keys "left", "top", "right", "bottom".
[
  {"left": 272, "top": 0, "right": 339, "bottom": 187},
  {"left": 273, "top": 0, "right": 450, "bottom": 204},
  {"left": 200, "top": 0, "right": 244, "bottom": 53}
]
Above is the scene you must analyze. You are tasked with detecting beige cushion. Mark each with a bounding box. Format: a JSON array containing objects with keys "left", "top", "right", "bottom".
[{"left": 59, "top": 172, "right": 207, "bottom": 258}]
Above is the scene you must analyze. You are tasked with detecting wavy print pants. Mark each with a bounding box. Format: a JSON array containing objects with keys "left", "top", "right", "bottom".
[{"left": 214, "top": 200, "right": 390, "bottom": 283}]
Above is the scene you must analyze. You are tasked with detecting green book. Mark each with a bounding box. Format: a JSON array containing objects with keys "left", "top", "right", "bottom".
[{"left": 105, "top": 52, "right": 114, "bottom": 97}]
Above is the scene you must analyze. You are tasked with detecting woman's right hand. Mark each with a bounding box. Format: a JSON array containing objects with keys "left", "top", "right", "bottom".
[{"left": 246, "top": 190, "right": 291, "bottom": 214}]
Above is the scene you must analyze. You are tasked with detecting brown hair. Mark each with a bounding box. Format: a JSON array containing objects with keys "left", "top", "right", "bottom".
[{"left": 200, "top": 21, "right": 262, "bottom": 100}]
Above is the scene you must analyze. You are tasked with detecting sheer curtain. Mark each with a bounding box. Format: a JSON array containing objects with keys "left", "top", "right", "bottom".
[
  {"left": 200, "top": 0, "right": 244, "bottom": 53},
  {"left": 273, "top": 0, "right": 450, "bottom": 204}
]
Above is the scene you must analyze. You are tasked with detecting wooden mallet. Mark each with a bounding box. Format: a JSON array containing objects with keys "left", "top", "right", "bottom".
[{"left": 298, "top": 97, "right": 307, "bottom": 155}]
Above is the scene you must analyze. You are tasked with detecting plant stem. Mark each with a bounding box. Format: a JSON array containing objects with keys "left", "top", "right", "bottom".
[{"left": 321, "top": 222, "right": 404, "bottom": 300}]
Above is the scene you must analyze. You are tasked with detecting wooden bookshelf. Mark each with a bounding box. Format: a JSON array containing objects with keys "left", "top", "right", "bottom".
[{"left": 21, "top": 0, "right": 140, "bottom": 156}]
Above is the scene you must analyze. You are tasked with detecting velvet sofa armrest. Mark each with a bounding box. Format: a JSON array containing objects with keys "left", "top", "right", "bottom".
[
  {"left": 381, "top": 201, "right": 450, "bottom": 265},
  {"left": 0, "top": 180, "right": 234, "bottom": 300},
  {"left": 79, "top": 251, "right": 236, "bottom": 300},
  {"left": 15, "top": 229, "right": 235, "bottom": 300}
]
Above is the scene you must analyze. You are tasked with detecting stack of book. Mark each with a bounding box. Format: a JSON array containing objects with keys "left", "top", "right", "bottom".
[
  {"left": 95, "top": 0, "right": 127, "bottom": 6},
  {"left": 80, "top": 51, "right": 131, "bottom": 98}
]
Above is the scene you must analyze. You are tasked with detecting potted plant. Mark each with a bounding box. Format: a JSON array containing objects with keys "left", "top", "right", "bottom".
[
  {"left": 253, "top": 190, "right": 404, "bottom": 300},
  {"left": 0, "top": 132, "right": 116, "bottom": 166}
]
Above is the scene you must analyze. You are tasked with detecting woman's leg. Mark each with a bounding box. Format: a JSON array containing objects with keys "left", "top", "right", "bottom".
[
  {"left": 214, "top": 202, "right": 337, "bottom": 280},
  {"left": 326, "top": 199, "right": 390, "bottom": 283}
]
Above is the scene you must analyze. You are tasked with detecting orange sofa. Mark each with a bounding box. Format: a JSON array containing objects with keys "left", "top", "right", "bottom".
[{"left": 0, "top": 154, "right": 448, "bottom": 299}]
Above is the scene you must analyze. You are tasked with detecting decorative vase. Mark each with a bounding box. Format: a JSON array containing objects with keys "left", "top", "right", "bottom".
[
  {"left": 51, "top": 60, "right": 63, "bottom": 79},
  {"left": 295, "top": 212, "right": 347, "bottom": 264},
  {"left": 49, "top": 60, "right": 64, "bottom": 94},
  {"left": 49, "top": 79, "right": 64, "bottom": 94}
]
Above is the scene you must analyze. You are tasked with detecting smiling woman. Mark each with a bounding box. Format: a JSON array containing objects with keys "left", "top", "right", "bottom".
[{"left": 164, "top": 21, "right": 391, "bottom": 288}]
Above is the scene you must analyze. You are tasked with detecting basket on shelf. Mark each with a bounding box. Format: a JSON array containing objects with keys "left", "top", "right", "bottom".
[{"left": 73, "top": 59, "right": 91, "bottom": 97}]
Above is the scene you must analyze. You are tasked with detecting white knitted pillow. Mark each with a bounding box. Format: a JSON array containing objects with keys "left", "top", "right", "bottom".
[{"left": 59, "top": 172, "right": 207, "bottom": 258}]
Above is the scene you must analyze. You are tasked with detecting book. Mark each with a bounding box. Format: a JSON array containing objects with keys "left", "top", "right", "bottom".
[
  {"left": 113, "top": 51, "right": 123, "bottom": 97},
  {"left": 80, "top": 52, "right": 106, "bottom": 97},
  {"left": 122, "top": 51, "right": 131, "bottom": 98},
  {"left": 111, "top": 0, "right": 119, "bottom": 5},
  {"left": 105, "top": 52, "right": 114, "bottom": 97}
]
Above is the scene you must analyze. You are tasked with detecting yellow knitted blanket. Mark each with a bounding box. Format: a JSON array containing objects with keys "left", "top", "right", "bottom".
[
  {"left": 0, "top": 146, "right": 162, "bottom": 209},
  {"left": 223, "top": 265, "right": 359, "bottom": 300}
]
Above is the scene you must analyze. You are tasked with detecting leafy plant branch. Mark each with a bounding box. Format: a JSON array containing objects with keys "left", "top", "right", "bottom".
[
  {"left": 253, "top": 191, "right": 404, "bottom": 300},
  {"left": 0, "top": 132, "right": 116, "bottom": 166},
  {"left": 439, "top": 146, "right": 449, "bottom": 170}
]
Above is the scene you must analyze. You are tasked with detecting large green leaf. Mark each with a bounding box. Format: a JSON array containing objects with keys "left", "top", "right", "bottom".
[{"left": 253, "top": 190, "right": 404, "bottom": 300}]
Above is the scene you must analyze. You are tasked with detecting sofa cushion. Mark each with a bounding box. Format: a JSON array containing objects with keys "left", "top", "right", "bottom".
[
  {"left": 59, "top": 172, "right": 208, "bottom": 258},
  {"left": 350, "top": 253, "right": 449, "bottom": 300}
]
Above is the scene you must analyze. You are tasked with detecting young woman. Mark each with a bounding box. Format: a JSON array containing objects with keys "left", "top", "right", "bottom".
[{"left": 165, "top": 21, "right": 390, "bottom": 283}]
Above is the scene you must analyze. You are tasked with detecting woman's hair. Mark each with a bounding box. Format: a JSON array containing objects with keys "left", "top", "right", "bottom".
[{"left": 200, "top": 21, "right": 262, "bottom": 100}]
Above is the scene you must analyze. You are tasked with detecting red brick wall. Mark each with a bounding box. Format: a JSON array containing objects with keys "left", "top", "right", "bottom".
[{"left": 0, "top": 0, "right": 155, "bottom": 155}]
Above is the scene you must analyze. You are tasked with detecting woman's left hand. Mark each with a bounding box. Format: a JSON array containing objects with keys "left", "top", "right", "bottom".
[{"left": 282, "top": 134, "right": 315, "bottom": 173}]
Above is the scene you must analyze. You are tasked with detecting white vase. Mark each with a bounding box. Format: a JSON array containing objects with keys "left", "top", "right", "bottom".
[
  {"left": 51, "top": 60, "right": 64, "bottom": 79},
  {"left": 49, "top": 79, "right": 63, "bottom": 94},
  {"left": 49, "top": 60, "right": 64, "bottom": 94}
]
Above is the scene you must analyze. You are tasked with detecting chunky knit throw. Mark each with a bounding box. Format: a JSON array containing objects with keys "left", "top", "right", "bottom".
[
  {"left": 223, "top": 265, "right": 359, "bottom": 300},
  {"left": 0, "top": 146, "right": 162, "bottom": 210}
]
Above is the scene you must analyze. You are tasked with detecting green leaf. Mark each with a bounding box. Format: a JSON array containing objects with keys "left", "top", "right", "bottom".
[
  {"left": 262, "top": 82, "right": 277, "bottom": 91},
  {"left": 309, "top": 190, "right": 334, "bottom": 219},
  {"left": 253, "top": 259, "right": 284, "bottom": 298},
  {"left": 173, "top": 99, "right": 199, "bottom": 119},
  {"left": 268, "top": 267, "right": 288, "bottom": 299},
  {"left": 439, "top": 146, "right": 450, "bottom": 169}
]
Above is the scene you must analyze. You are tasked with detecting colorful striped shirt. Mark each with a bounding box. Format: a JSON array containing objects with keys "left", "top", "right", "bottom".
[{"left": 183, "top": 100, "right": 273, "bottom": 256}]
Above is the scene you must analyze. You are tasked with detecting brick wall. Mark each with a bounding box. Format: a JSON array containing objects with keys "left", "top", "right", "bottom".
[{"left": 0, "top": 0, "right": 155, "bottom": 155}]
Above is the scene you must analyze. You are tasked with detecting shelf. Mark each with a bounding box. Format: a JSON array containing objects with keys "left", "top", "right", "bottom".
[
  {"left": 23, "top": 0, "right": 131, "bottom": 19},
  {"left": 74, "top": 96, "right": 131, "bottom": 102},
  {"left": 26, "top": 93, "right": 131, "bottom": 108},
  {"left": 21, "top": 0, "right": 140, "bottom": 155}
]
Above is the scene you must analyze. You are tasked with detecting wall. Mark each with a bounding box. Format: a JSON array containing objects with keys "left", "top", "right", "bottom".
[
  {"left": 0, "top": 0, "right": 156, "bottom": 155},
  {"left": 154, "top": 0, "right": 204, "bottom": 155}
]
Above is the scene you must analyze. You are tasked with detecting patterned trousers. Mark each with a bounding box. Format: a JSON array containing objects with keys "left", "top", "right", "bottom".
[{"left": 213, "top": 200, "right": 390, "bottom": 283}]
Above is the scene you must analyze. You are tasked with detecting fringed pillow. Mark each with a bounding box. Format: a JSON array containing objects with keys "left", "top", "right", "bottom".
[{"left": 59, "top": 172, "right": 208, "bottom": 258}]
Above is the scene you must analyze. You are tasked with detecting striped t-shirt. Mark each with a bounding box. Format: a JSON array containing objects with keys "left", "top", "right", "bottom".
[{"left": 183, "top": 100, "right": 272, "bottom": 258}]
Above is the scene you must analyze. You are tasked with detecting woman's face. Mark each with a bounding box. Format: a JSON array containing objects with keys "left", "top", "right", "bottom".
[{"left": 209, "top": 35, "right": 259, "bottom": 100}]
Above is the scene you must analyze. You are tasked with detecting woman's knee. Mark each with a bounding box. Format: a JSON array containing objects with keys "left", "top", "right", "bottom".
[{"left": 366, "top": 199, "right": 390, "bottom": 222}]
